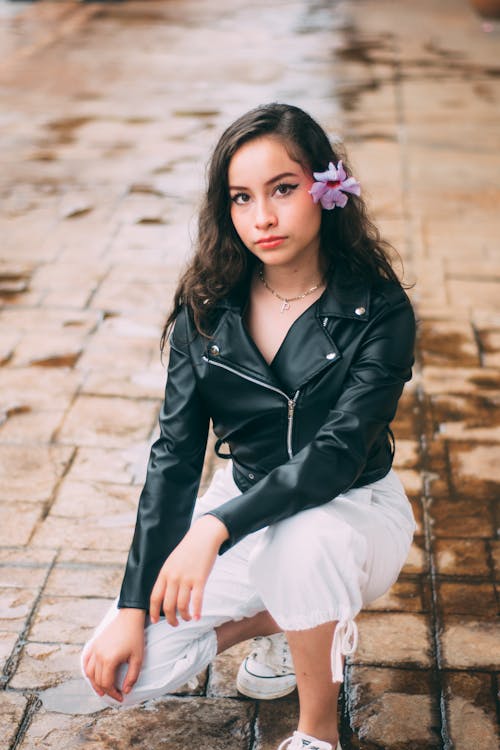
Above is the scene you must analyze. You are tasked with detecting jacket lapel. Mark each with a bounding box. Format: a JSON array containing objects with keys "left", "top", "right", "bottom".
[
  {"left": 208, "top": 274, "right": 371, "bottom": 395},
  {"left": 206, "top": 308, "right": 283, "bottom": 390}
]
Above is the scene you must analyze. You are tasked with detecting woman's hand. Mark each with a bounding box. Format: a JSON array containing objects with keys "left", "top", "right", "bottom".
[
  {"left": 149, "top": 515, "right": 229, "bottom": 626},
  {"left": 82, "top": 608, "right": 146, "bottom": 702}
]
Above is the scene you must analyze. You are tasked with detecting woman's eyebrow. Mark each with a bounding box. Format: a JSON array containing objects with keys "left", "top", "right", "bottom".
[{"left": 229, "top": 172, "right": 300, "bottom": 190}]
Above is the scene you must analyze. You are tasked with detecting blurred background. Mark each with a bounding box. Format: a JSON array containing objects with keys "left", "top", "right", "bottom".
[{"left": 0, "top": 1, "right": 499, "bottom": 748}]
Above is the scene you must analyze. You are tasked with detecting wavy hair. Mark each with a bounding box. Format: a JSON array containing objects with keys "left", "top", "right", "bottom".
[{"left": 160, "top": 103, "right": 403, "bottom": 351}]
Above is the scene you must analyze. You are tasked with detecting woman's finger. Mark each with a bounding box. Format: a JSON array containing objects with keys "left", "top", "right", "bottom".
[
  {"left": 94, "top": 659, "right": 105, "bottom": 697},
  {"left": 84, "top": 651, "right": 96, "bottom": 683},
  {"left": 123, "top": 654, "right": 142, "bottom": 695},
  {"left": 190, "top": 583, "right": 205, "bottom": 622},
  {"left": 101, "top": 662, "right": 118, "bottom": 693},
  {"left": 81, "top": 645, "right": 91, "bottom": 672},
  {"left": 149, "top": 574, "right": 166, "bottom": 624},
  {"left": 177, "top": 583, "right": 192, "bottom": 622},
  {"left": 104, "top": 684, "right": 123, "bottom": 703},
  {"left": 162, "top": 579, "right": 180, "bottom": 626},
  {"left": 101, "top": 662, "right": 123, "bottom": 702}
]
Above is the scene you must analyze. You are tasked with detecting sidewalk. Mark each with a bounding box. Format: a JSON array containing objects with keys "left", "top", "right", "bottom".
[{"left": 0, "top": 1, "right": 499, "bottom": 748}]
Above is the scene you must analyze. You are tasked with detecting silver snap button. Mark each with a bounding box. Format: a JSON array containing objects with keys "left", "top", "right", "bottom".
[
  {"left": 209, "top": 344, "right": 220, "bottom": 356},
  {"left": 354, "top": 306, "right": 366, "bottom": 316},
  {"left": 326, "top": 352, "right": 336, "bottom": 360},
  {"left": 248, "top": 473, "right": 255, "bottom": 480}
]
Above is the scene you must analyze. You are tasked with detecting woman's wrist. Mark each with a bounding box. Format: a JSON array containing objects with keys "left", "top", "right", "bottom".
[
  {"left": 194, "top": 513, "right": 230, "bottom": 545},
  {"left": 117, "top": 607, "right": 147, "bottom": 622}
]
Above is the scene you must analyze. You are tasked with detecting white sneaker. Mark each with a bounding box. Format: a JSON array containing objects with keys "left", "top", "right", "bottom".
[
  {"left": 236, "top": 633, "right": 296, "bottom": 699},
  {"left": 278, "top": 730, "right": 342, "bottom": 750}
]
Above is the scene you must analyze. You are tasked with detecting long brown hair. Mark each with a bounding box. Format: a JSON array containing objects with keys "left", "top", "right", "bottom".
[{"left": 160, "top": 103, "right": 402, "bottom": 352}]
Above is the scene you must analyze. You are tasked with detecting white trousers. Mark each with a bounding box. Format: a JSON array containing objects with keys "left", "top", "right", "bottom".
[{"left": 81, "top": 461, "right": 416, "bottom": 708}]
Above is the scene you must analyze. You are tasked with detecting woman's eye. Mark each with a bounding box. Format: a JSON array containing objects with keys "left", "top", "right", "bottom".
[
  {"left": 275, "top": 183, "right": 299, "bottom": 196},
  {"left": 231, "top": 192, "right": 250, "bottom": 205}
]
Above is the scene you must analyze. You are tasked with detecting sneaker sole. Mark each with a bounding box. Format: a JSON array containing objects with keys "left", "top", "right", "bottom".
[{"left": 236, "top": 672, "right": 297, "bottom": 700}]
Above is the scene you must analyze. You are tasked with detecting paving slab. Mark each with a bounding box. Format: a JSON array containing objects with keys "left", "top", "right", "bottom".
[
  {"left": 346, "top": 666, "right": 441, "bottom": 749},
  {"left": 18, "top": 698, "right": 255, "bottom": 750},
  {"left": 28, "top": 596, "right": 114, "bottom": 645},
  {"left": 44, "top": 563, "right": 123, "bottom": 599},
  {"left": 0, "top": 691, "right": 28, "bottom": 750},
  {"left": 206, "top": 640, "right": 254, "bottom": 699},
  {"left": 444, "top": 671, "right": 500, "bottom": 750},
  {"left": 354, "top": 612, "right": 433, "bottom": 669},
  {"left": 441, "top": 617, "right": 500, "bottom": 670}
]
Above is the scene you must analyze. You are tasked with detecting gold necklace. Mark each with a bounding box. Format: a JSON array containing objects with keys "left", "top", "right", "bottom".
[{"left": 258, "top": 266, "right": 324, "bottom": 313}]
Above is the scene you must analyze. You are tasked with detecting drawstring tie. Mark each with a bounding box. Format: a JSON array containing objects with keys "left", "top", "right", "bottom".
[{"left": 331, "top": 618, "right": 358, "bottom": 683}]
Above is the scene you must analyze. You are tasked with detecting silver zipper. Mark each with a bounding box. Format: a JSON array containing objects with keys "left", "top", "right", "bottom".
[
  {"left": 202, "top": 355, "right": 300, "bottom": 459},
  {"left": 287, "top": 390, "right": 300, "bottom": 459}
]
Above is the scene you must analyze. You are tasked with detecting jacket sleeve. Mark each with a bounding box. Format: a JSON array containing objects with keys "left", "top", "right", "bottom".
[
  {"left": 118, "top": 307, "right": 210, "bottom": 610},
  {"left": 207, "top": 295, "right": 416, "bottom": 553}
]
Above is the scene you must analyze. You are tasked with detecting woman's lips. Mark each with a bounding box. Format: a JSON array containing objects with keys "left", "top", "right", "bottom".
[{"left": 256, "top": 236, "right": 286, "bottom": 248}]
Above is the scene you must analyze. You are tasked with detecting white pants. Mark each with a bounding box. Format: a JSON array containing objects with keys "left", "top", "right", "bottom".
[{"left": 81, "top": 461, "right": 416, "bottom": 707}]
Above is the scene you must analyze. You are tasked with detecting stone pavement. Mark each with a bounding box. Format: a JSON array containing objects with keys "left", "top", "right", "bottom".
[{"left": 0, "top": 0, "right": 499, "bottom": 748}]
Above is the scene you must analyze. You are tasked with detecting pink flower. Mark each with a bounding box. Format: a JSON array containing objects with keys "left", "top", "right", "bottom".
[{"left": 309, "top": 160, "right": 361, "bottom": 210}]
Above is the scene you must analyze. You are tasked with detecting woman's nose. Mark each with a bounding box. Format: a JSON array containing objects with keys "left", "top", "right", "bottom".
[{"left": 254, "top": 199, "right": 277, "bottom": 229}]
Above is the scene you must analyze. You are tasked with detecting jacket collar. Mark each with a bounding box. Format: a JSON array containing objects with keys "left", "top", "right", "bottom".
[{"left": 214, "top": 270, "right": 371, "bottom": 321}]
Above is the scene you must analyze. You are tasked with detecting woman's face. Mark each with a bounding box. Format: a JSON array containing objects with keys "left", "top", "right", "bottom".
[{"left": 228, "top": 136, "right": 322, "bottom": 271}]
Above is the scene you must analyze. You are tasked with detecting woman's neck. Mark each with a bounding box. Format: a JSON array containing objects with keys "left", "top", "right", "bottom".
[{"left": 257, "top": 262, "right": 326, "bottom": 299}]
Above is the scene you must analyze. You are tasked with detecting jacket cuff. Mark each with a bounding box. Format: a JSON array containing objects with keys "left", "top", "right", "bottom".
[{"left": 117, "top": 599, "right": 148, "bottom": 612}]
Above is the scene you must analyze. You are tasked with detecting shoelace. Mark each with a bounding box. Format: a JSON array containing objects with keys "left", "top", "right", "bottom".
[
  {"left": 252, "top": 634, "right": 293, "bottom": 672},
  {"left": 330, "top": 618, "right": 358, "bottom": 683}
]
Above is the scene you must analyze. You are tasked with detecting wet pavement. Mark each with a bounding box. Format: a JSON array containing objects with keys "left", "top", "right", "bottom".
[{"left": 0, "top": 1, "right": 499, "bottom": 748}]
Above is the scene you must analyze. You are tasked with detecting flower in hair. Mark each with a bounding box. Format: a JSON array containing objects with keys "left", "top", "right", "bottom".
[{"left": 309, "top": 160, "right": 361, "bottom": 209}]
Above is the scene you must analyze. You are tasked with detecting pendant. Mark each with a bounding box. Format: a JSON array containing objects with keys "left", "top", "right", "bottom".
[{"left": 280, "top": 300, "right": 290, "bottom": 313}]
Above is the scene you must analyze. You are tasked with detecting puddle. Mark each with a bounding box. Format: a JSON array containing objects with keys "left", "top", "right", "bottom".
[
  {"left": 152, "top": 163, "right": 174, "bottom": 175},
  {"left": 0, "top": 266, "right": 32, "bottom": 297},
  {"left": 431, "top": 393, "right": 500, "bottom": 430},
  {"left": 336, "top": 22, "right": 500, "bottom": 106},
  {"left": 136, "top": 217, "right": 165, "bottom": 225},
  {"left": 337, "top": 25, "right": 394, "bottom": 65},
  {"left": 40, "top": 678, "right": 106, "bottom": 715},
  {"left": 1, "top": 404, "right": 32, "bottom": 424},
  {"left": 336, "top": 79, "right": 382, "bottom": 113},
  {"left": 423, "top": 39, "right": 466, "bottom": 63},
  {"left": 0, "top": 278, "right": 30, "bottom": 295},
  {"left": 469, "top": 373, "right": 500, "bottom": 389},
  {"left": 128, "top": 183, "right": 166, "bottom": 196},
  {"left": 92, "top": 7, "right": 170, "bottom": 24},
  {"left": 124, "top": 117, "right": 154, "bottom": 125},
  {"left": 61, "top": 204, "right": 93, "bottom": 220},
  {"left": 28, "top": 150, "right": 58, "bottom": 162},
  {"left": 418, "top": 328, "right": 479, "bottom": 367},
  {"left": 44, "top": 116, "right": 94, "bottom": 145},
  {"left": 351, "top": 131, "right": 397, "bottom": 142},
  {"left": 31, "top": 352, "right": 81, "bottom": 367},
  {"left": 63, "top": 319, "right": 87, "bottom": 327},
  {"left": 173, "top": 109, "right": 220, "bottom": 118}
]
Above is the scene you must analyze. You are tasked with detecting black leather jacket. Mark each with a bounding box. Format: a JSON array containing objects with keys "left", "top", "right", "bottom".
[{"left": 118, "top": 273, "right": 416, "bottom": 610}]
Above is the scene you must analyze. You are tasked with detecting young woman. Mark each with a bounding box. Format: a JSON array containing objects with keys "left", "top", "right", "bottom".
[{"left": 81, "top": 103, "right": 417, "bottom": 750}]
